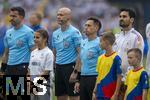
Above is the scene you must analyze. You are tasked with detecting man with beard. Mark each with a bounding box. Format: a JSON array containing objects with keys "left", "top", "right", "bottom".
[
  {"left": 113, "top": 8, "right": 144, "bottom": 98},
  {"left": 113, "top": 8, "right": 144, "bottom": 77},
  {"left": 1, "top": 6, "right": 34, "bottom": 99}
]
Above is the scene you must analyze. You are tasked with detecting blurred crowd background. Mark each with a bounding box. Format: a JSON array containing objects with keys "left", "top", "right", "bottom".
[{"left": 0, "top": 0, "right": 150, "bottom": 58}]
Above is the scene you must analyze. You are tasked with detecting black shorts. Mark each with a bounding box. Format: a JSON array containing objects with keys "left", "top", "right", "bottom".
[
  {"left": 5, "top": 63, "right": 28, "bottom": 75},
  {"left": 80, "top": 75, "right": 97, "bottom": 100},
  {"left": 55, "top": 62, "right": 79, "bottom": 96}
]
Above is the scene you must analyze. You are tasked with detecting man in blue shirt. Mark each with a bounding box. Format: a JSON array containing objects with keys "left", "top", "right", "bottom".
[
  {"left": 1, "top": 6, "right": 34, "bottom": 99},
  {"left": 52, "top": 7, "right": 82, "bottom": 100},
  {"left": 74, "top": 17, "right": 104, "bottom": 100}
]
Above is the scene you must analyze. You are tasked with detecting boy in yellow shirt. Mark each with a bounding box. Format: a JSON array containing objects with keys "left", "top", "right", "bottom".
[
  {"left": 93, "top": 32, "right": 122, "bottom": 100},
  {"left": 124, "top": 48, "right": 149, "bottom": 100}
]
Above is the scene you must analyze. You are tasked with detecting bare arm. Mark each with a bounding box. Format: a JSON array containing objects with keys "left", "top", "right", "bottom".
[
  {"left": 93, "top": 82, "right": 98, "bottom": 94},
  {"left": 114, "top": 74, "right": 122, "bottom": 95},
  {"left": 69, "top": 47, "right": 81, "bottom": 82},
  {"left": 74, "top": 47, "right": 81, "bottom": 71},
  {"left": 111, "top": 74, "right": 122, "bottom": 100},
  {"left": 92, "top": 82, "right": 98, "bottom": 100},
  {"left": 142, "top": 89, "right": 148, "bottom": 100},
  {"left": 74, "top": 55, "right": 81, "bottom": 72},
  {"left": 2, "top": 48, "right": 9, "bottom": 63},
  {"left": 40, "top": 70, "right": 50, "bottom": 77}
]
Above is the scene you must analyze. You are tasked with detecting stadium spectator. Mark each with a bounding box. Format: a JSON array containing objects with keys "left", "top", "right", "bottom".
[{"left": 29, "top": 12, "right": 44, "bottom": 31}]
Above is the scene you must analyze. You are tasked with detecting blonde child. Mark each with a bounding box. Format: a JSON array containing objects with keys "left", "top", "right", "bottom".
[
  {"left": 124, "top": 48, "right": 149, "bottom": 100},
  {"left": 93, "top": 32, "right": 122, "bottom": 100}
]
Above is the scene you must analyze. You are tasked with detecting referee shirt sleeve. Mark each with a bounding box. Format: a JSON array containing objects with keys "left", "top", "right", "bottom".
[
  {"left": 72, "top": 31, "right": 82, "bottom": 48},
  {"left": 27, "top": 30, "right": 35, "bottom": 49},
  {"left": 51, "top": 32, "right": 56, "bottom": 49}
]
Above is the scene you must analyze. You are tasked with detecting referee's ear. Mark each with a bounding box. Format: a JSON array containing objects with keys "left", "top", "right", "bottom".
[{"left": 95, "top": 25, "right": 99, "bottom": 33}]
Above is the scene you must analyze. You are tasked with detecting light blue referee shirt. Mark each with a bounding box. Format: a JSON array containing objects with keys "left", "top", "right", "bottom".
[
  {"left": 80, "top": 37, "right": 104, "bottom": 75},
  {"left": 52, "top": 25, "right": 82, "bottom": 64},
  {"left": 4, "top": 24, "right": 34, "bottom": 65}
]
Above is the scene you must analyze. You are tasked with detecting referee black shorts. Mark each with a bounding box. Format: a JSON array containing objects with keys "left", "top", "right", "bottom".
[
  {"left": 80, "top": 75, "right": 97, "bottom": 100},
  {"left": 55, "top": 62, "right": 79, "bottom": 96}
]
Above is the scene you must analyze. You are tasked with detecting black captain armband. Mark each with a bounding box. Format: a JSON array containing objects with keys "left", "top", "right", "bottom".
[{"left": 73, "top": 69, "right": 78, "bottom": 74}]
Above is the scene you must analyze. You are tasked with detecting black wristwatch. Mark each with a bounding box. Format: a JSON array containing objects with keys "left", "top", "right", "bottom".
[{"left": 74, "top": 69, "right": 78, "bottom": 74}]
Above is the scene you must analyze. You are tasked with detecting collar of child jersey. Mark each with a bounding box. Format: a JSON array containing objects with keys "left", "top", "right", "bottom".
[{"left": 133, "top": 66, "right": 143, "bottom": 72}]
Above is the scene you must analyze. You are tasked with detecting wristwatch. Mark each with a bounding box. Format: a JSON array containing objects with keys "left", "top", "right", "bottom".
[{"left": 74, "top": 69, "right": 78, "bottom": 74}]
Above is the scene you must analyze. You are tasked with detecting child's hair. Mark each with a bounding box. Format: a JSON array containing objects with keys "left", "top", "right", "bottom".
[
  {"left": 101, "top": 31, "right": 115, "bottom": 45},
  {"left": 32, "top": 12, "right": 43, "bottom": 20},
  {"left": 36, "top": 29, "right": 49, "bottom": 44},
  {"left": 127, "top": 48, "right": 142, "bottom": 61}
]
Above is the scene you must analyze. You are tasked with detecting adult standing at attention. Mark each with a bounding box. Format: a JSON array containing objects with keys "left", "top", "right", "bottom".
[
  {"left": 1, "top": 6, "right": 34, "bottom": 99},
  {"left": 113, "top": 8, "right": 144, "bottom": 78},
  {"left": 74, "top": 17, "right": 104, "bottom": 100},
  {"left": 52, "top": 7, "right": 82, "bottom": 100},
  {"left": 113, "top": 8, "right": 144, "bottom": 99}
]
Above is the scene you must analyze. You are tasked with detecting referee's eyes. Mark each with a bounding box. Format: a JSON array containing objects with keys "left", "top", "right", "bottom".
[{"left": 34, "top": 36, "right": 40, "bottom": 39}]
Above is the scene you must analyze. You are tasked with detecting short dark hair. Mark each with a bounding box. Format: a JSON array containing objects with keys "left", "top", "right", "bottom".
[
  {"left": 101, "top": 31, "right": 115, "bottom": 45},
  {"left": 127, "top": 48, "right": 142, "bottom": 61},
  {"left": 120, "top": 8, "right": 136, "bottom": 19},
  {"left": 36, "top": 29, "right": 49, "bottom": 44},
  {"left": 87, "top": 17, "right": 101, "bottom": 32},
  {"left": 10, "top": 7, "right": 25, "bottom": 18}
]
